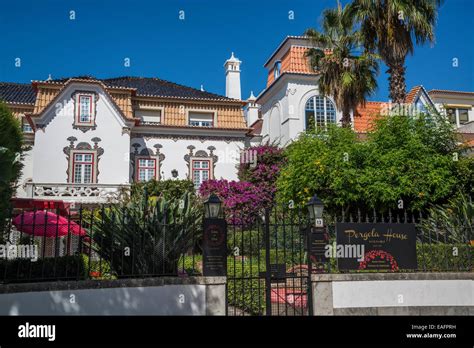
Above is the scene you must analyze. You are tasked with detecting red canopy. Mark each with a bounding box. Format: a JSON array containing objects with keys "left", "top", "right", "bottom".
[{"left": 12, "top": 211, "right": 86, "bottom": 237}]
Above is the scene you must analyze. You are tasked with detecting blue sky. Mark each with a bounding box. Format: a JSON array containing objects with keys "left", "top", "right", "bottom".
[{"left": 0, "top": 0, "right": 472, "bottom": 101}]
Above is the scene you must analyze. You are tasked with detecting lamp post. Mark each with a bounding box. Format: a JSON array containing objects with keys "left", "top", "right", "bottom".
[
  {"left": 307, "top": 194, "right": 324, "bottom": 227},
  {"left": 203, "top": 194, "right": 222, "bottom": 219},
  {"left": 202, "top": 194, "right": 227, "bottom": 278},
  {"left": 306, "top": 193, "right": 327, "bottom": 290}
]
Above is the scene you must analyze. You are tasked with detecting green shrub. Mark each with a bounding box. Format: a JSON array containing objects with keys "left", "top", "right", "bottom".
[
  {"left": 417, "top": 243, "right": 472, "bottom": 272},
  {"left": 91, "top": 192, "right": 202, "bottom": 276},
  {"left": 0, "top": 255, "right": 87, "bottom": 283},
  {"left": 130, "top": 179, "right": 195, "bottom": 201},
  {"left": 227, "top": 258, "right": 264, "bottom": 315},
  {"left": 0, "top": 101, "right": 24, "bottom": 237},
  {"left": 277, "top": 114, "right": 472, "bottom": 213}
]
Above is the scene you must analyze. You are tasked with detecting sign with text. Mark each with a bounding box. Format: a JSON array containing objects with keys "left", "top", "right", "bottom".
[
  {"left": 202, "top": 218, "right": 227, "bottom": 276},
  {"left": 308, "top": 227, "right": 329, "bottom": 264},
  {"left": 336, "top": 223, "right": 417, "bottom": 271}
]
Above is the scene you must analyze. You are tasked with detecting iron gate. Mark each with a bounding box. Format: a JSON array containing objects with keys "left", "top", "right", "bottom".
[{"left": 226, "top": 206, "right": 313, "bottom": 316}]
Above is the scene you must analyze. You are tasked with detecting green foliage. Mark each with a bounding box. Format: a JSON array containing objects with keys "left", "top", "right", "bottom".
[
  {"left": 0, "top": 101, "right": 24, "bottom": 236},
  {"left": 227, "top": 259, "right": 264, "bottom": 315},
  {"left": 277, "top": 114, "right": 473, "bottom": 213},
  {"left": 421, "top": 195, "right": 473, "bottom": 244},
  {"left": 130, "top": 179, "right": 195, "bottom": 202},
  {"left": 0, "top": 255, "right": 87, "bottom": 283},
  {"left": 91, "top": 192, "right": 202, "bottom": 276},
  {"left": 305, "top": 2, "right": 379, "bottom": 126},
  {"left": 417, "top": 243, "right": 472, "bottom": 272}
]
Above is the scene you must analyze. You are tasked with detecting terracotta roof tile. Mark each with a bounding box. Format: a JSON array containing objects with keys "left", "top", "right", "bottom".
[
  {"left": 405, "top": 86, "right": 422, "bottom": 104},
  {"left": 429, "top": 89, "right": 474, "bottom": 96},
  {"left": 353, "top": 102, "right": 386, "bottom": 133}
]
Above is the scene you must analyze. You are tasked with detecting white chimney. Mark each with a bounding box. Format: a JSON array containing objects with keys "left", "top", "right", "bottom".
[
  {"left": 224, "top": 52, "right": 241, "bottom": 100},
  {"left": 245, "top": 91, "right": 259, "bottom": 126}
]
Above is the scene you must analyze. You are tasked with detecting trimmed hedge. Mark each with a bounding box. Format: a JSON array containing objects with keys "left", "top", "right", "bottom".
[
  {"left": 0, "top": 254, "right": 115, "bottom": 283},
  {"left": 416, "top": 243, "right": 472, "bottom": 272},
  {"left": 0, "top": 255, "right": 87, "bottom": 283}
]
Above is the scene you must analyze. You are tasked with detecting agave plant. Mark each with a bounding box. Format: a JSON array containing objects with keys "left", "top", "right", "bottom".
[
  {"left": 420, "top": 195, "right": 473, "bottom": 244},
  {"left": 91, "top": 192, "right": 202, "bottom": 276}
]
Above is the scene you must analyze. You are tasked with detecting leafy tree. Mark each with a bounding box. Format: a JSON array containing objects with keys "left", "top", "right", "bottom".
[
  {"left": 349, "top": 0, "right": 442, "bottom": 104},
  {"left": 130, "top": 179, "right": 195, "bottom": 202},
  {"left": 0, "top": 101, "right": 23, "bottom": 234},
  {"left": 276, "top": 112, "right": 473, "bottom": 213},
  {"left": 305, "top": 1, "right": 379, "bottom": 127}
]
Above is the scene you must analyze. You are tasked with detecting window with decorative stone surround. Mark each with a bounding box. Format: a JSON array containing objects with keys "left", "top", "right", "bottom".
[
  {"left": 135, "top": 157, "right": 158, "bottom": 182},
  {"left": 130, "top": 143, "right": 165, "bottom": 182},
  {"left": 72, "top": 91, "right": 99, "bottom": 131},
  {"left": 184, "top": 145, "right": 218, "bottom": 189},
  {"left": 63, "top": 137, "right": 104, "bottom": 184}
]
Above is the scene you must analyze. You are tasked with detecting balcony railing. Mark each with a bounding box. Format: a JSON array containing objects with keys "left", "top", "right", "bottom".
[{"left": 24, "top": 182, "right": 130, "bottom": 203}]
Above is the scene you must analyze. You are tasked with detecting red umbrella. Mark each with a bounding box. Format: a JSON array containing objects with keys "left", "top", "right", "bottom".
[{"left": 12, "top": 211, "right": 86, "bottom": 237}]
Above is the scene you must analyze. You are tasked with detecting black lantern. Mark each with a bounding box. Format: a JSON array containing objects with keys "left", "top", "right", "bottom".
[
  {"left": 171, "top": 169, "right": 178, "bottom": 178},
  {"left": 307, "top": 194, "right": 324, "bottom": 225},
  {"left": 204, "top": 194, "right": 222, "bottom": 219}
]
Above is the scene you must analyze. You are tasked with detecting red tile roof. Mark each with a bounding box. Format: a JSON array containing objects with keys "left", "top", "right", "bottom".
[
  {"left": 353, "top": 102, "right": 386, "bottom": 133},
  {"left": 405, "top": 86, "right": 422, "bottom": 104}
]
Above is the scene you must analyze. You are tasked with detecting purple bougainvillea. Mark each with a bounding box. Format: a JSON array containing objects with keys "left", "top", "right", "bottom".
[
  {"left": 199, "top": 179, "right": 273, "bottom": 225},
  {"left": 200, "top": 144, "right": 285, "bottom": 226}
]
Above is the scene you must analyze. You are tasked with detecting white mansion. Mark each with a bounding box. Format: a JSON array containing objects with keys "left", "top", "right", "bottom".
[{"left": 1, "top": 36, "right": 473, "bottom": 204}]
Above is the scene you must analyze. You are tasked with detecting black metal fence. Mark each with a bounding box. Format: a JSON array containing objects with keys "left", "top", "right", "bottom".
[
  {"left": 1, "top": 203, "right": 472, "bottom": 317},
  {"left": 0, "top": 205, "right": 201, "bottom": 283}
]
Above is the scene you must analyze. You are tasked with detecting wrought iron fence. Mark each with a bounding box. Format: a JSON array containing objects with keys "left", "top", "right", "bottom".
[
  {"left": 0, "top": 205, "right": 201, "bottom": 283},
  {"left": 225, "top": 204, "right": 473, "bottom": 316},
  {"left": 1, "top": 202, "right": 472, "bottom": 311}
]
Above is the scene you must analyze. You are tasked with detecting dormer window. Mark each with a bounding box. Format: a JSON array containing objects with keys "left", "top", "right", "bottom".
[
  {"left": 188, "top": 110, "right": 216, "bottom": 127},
  {"left": 72, "top": 91, "right": 98, "bottom": 131},
  {"left": 136, "top": 108, "right": 163, "bottom": 125},
  {"left": 273, "top": 61, "right": 281, "bottom": 79}
]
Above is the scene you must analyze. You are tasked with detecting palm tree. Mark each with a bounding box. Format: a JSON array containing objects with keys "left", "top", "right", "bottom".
[
  {"left": 305, "top": 1, "right": 379, "bottom": 128},
  {"left": 349, "top": 0, "right": 442, "bottom": 104}
]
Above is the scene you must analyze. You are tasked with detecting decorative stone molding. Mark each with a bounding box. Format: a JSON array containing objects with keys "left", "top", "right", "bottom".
[
  {"left": 131, "top": 133, "right": 246, "bottom": 144},
  {"left": 63, "top": 137, "right": 104, "bottom": 183},
  {"left": 183, "top": 145, "right": 218, "bottom": 178},
  {"left": 71, "top": 90, "right": 99, "bottom": 133},
  {"left": 25, "top": 182, "right": 129, "bottom": 203},
  {"left": 129, "top": 143, "right": 165, "bottom": 181}
]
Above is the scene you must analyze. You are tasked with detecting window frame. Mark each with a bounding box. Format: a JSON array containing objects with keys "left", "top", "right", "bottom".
[
  {"left": 73, "top": 92, "right": 97, "bottom": 128},
  {"left": 304, "top": 95, "right": 337, "bottom": 130},
  {"left": 135, "top": 156, "right": 159, "bottom": 182},
  {"left": 190, "top": 158, "right": 213, "bottom": 189},
  {"left": 273, "top": 60, "right": 282, "bottom": 79},
  {"left": 186, "top": 109, "right": 217, "bottom": 128},
  {"left": 21, "top": 117, "right": 33, "bottom": 133},
  {"left": 70, "top": 151, "right": 96, "bottom": 184},
  {"left": 135, "top": 107, "right": 164, "bottom": 125}
]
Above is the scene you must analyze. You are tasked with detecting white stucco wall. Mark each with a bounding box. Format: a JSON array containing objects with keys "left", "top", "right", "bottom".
[
  {"left": 332, "top": 279, "right": 473, "bottom": 308},
  {"left": 32, "top": 83, "right": 131, "bottom": 185},
  {"left": 259, "top": 75, "right": 345, "bottom": 146},
  {"left": 130, "top": 136, "right": 245, "bottom": 182},
  {"left": 15, "top": 147, "right": 34, "bottom": 198}
]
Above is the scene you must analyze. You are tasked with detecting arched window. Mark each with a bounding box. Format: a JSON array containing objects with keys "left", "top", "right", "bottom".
[{"left": 305, "top": 96, "right": 336, "bottom": 130}]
